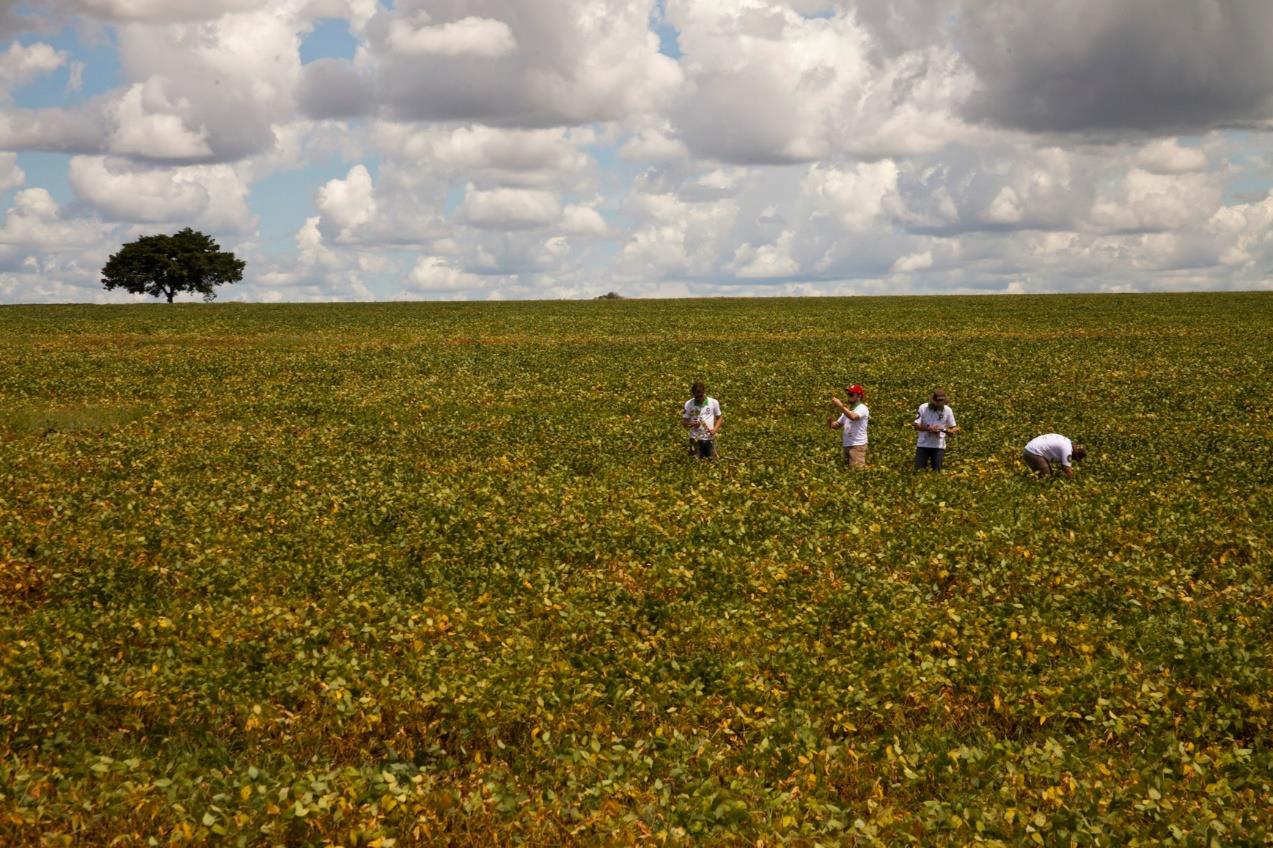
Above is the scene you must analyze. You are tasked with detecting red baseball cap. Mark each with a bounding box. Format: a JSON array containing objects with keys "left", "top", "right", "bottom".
[{"left": 847, "top": 384, "right": 864, "bottom": 396}]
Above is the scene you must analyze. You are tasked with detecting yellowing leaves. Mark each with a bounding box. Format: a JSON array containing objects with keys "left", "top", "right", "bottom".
[{"left": 0, "top": 295, "right": 1271, "bottom": 845}]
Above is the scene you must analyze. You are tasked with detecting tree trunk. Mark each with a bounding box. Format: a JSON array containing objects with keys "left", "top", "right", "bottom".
[{"left": 166, "top": 290, "right": 174, "bottom": 303}]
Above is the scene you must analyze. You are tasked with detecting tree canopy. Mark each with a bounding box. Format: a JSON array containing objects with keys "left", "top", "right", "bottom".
[{"left": 101, "top": 228, "right": 245, "bottom": 303}]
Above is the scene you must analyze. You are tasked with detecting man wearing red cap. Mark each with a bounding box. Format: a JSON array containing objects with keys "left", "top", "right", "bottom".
[{"left": 828, "top": 384, "right": 870, "bottom": 468}]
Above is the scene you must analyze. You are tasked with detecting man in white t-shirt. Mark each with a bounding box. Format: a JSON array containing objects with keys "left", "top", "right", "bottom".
[
  {"left": 827, "top": 383, "right": 869, "bottom": 468},
  {"left": 913, "top": 389, "right": 959, "bottom": 470},
  {"left": 1022, "top": 433, "right": 1087, "bottom": 478},
  {"left": 682, "top": 381, "right": 723, "bottom": 459}
]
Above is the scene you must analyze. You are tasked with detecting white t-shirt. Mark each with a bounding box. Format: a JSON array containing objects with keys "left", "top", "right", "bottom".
[
  {"left": 837, "top": 403, "right": 869, "bottom": 447},
  {"left": 914, "top": 403, "right": 957, "bottom": 449},
  {"left": 683, "top": 396, "right": 722, "bottom": 441},
  {"left": 1025, "top": 433, "right": 1074, "bottom": 467}
]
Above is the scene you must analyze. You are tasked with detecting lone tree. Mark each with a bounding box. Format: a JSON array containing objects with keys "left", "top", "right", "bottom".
[{"left": 101, "top": 228, "right": 245, "bottom": 303}]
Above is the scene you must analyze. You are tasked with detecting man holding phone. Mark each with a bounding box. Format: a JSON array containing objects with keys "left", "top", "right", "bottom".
[
  {"left": 682, "top": 381, "right": 723, "bottom": 460},
  {"left": 913, "top": 389, "right": 958, "bottom": 470}
]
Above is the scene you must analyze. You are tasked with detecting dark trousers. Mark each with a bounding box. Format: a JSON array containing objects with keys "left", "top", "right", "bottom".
[
  {"left": 914, "top": 446, "right": 945, "bottom": 470},
  {"left": 1021, "top": 450, "right": 1051, "bottom": 476}
]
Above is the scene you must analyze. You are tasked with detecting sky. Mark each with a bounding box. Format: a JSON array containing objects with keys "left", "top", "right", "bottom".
[{"left": 1, "top": 0, "right": 1273, "bottom": 303}]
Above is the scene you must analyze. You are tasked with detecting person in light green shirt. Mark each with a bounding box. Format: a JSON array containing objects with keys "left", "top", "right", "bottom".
[{"left": 682, "top": 381, "right": 722, "bottom": 459}]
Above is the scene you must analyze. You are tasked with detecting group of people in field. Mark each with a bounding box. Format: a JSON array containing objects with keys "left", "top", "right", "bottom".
[{"left": 681, "top": 382, "right": 1086, "bottom": 477}]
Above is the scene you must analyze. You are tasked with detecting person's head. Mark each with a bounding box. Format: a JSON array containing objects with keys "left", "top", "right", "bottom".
[
  {"left": 930, "top": 389, "right": 948, "bottom": 409},
  {"left": 846, "top": 384, "right": 864, "bottom": 402},
  {"left": 691, "top": 381, "right": 706, "bottom": 402},
  {"left": 1072, "top": 444, "right": 1087, "bottom": 462}
]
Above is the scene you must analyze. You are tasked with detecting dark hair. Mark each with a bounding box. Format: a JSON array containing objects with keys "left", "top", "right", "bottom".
[
  {"left": 1072, "top": 444, "right": 1087, "bottom": 461},
  {"left": 691, "top": 381, "right": 706, "bottom": 394}
]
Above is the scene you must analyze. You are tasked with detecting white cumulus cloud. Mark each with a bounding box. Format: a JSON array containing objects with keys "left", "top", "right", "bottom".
[
  {"left": 1134, "top": 139, "right": 1209, "bottom": 174},
  {"left": 316, "top": 164, "right": 378, "bottom": 242},
  {"left": 561, "top": 204, "right": 608, "bottom": 236},
  {"left": 3, "top": 0, "right": 1273, "bottom": 301},
  {"left": 731, "top": 230, "right": 799, "bottom": 278},
  {"left": 1090, "top": 169, "right": 1219, "bottom": 234},
  {"left": 667, "top": 2, "right": 973, "bottom": 163},
  {"left": 106, "top": 82, "right": 213, "bottom": 160},
  {"left": 406, "top": 256, "right": 489, "bottom": 293},
  {"left": 73, "top": 0, "right": 260, "bottom": 23},
  {"left": 388, "top": 15, "right": 516, "bottom": 57},
  {"left": 0, "top": 41, "right": 67, "bottom": 96},
  {"left": 458, "top": 186, "right": 561, "bottom": 230},
  {"left": 891, "top": 251, "right": 934, "bottom": 273},
  {"left": 0, "top": 154, "right": 25, "bottom": 194},
  {"left": 369, "top": 0, "right": 682, "bottom": 127},
  {"left": 67, "top": 156, "right": 253, "bottom": 231},
  {"left": 805, "top": 161, "right": 901, "bottom": 232}
]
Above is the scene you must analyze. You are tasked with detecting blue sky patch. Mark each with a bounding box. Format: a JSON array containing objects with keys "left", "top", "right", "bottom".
[
  {"left": 251, "top": 157, "right": 365, "bottom": 254},
  {"left": 13, "top": 152, "right": 73, "bottom": 204},
  {"left": 441, "top": 182, "right": 466, "bottom": 218},
  {"left": 13, "top": 29, "right": 121, "bottom": 109},
  {"left": 1216, "top": 131, "right": 1272, "bottom": 206},
  {"left": 300, "top": 18, "right": 359, "bottom": 64},
  {"left": 650, "top": 0, "right": 681, "bottom": 60}
]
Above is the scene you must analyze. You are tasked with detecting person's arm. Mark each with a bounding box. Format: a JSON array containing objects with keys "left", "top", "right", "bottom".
[
  {"left": 708, "top": 403, "right": 722, "bottom": 437},
  {"left": 1060, "top": 463, "right": 1074, "bottom": 478},
  {"left": 831, "top": 396, "right": 862, "bottom": 420},
  {"left": 681, "top": 405, "right": 695, "bottom": 429},
  {"left": 828, "top": 413, "right": 845, "bottom": 430},
  {"left": 912, "top": 406, "right": 926, "bottom": 430},
  {"left": 944, "top": 408, "right": 958, "bottom": 435}
]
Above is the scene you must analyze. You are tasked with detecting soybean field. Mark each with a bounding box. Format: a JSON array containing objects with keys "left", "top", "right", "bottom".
[{"left": 1, "top": 293, "right": 1271, "bottom": 846}]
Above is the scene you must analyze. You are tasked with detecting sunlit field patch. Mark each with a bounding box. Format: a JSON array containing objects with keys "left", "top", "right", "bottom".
[{"left": 1, "top": 293, "right": 1270, "bottom": 845}]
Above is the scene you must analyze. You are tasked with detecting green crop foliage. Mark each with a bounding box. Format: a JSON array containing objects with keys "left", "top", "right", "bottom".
[{"left": 0, "top": 293, "right": 1270, "bottom": 846}]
